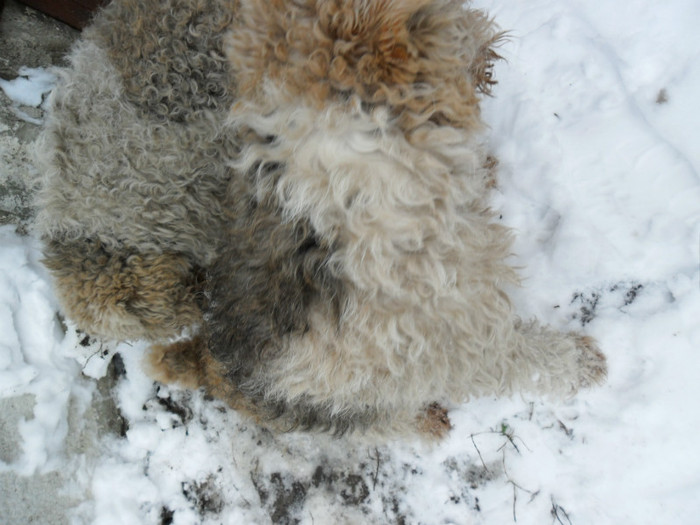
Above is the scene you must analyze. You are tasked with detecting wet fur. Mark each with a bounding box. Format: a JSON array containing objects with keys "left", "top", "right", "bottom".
[{"left": 36, "top": 0, "right": 606, "bottom": 439}]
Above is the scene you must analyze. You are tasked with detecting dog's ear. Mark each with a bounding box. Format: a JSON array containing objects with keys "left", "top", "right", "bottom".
[{"left": 399, "top": 0, "right": 504, "bottom": 95}]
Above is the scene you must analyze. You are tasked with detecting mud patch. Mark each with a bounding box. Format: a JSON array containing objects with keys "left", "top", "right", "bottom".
[
  {"left": 182, "top": 475, "right": 225, "bottom": 516},
  {"left": 252, "top": 471, "right": 307, "bottom": 525},
  {"left": 569, "top": 281, "right": 644, "bottom": 325}
]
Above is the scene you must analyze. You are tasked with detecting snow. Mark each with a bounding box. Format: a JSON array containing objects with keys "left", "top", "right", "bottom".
[
  {"left": 0, "top": 67, "right": 56, "bottom": 108},
  {"left": 1, "top": 0, "right": 699, "bottom": 523}
]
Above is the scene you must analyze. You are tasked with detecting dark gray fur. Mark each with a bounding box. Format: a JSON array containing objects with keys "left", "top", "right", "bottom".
[{"left": 202, "top": 162, "right": 373, "bottom": 434}]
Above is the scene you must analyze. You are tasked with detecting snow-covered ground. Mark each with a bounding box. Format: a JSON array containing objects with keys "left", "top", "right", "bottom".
[{"left": 1, "top": 0, "right": 699, "bottom": 523}]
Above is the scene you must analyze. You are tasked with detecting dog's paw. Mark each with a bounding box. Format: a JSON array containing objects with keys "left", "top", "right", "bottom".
[
  {"left": 416, "top": 402, "right": 452, "bottom": 440},
  {"left": 573, "top": 335, "right": 607, "bottom": 389}
]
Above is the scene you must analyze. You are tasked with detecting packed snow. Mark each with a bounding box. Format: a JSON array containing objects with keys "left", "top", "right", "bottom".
[{"left": 1, "top": 0, "right": 699, "bottom": 523}]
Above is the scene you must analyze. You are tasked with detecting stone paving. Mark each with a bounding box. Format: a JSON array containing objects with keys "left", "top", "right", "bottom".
[{"left": 0, "top": 4, "right": 109, "bottom": 523}]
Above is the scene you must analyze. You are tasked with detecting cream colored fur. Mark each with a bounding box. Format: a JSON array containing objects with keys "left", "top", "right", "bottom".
[{"left": 226, "top": 92, "right": 604, "bottom": 433}]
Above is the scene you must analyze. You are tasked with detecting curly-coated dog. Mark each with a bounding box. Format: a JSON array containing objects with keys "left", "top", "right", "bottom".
[{"left": 35, "top": 0, "right": 607, "bottom": 439}]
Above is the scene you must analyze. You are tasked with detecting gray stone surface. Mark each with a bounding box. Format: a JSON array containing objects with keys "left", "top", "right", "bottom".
[
  {"left": 0, "top": 394, "right": 34, "bottom": 464},
  {"left": 0, "top": 0, "right": 78, "bottom": 233},
  {"left": 0, "top": 5, "right": 117, "bottom": 524},
  {"left": 0, "top": 0, "right": 79, "bottom": 79},
  {"left": 0, "top": 471, "right": 72, "bottom": 525}
]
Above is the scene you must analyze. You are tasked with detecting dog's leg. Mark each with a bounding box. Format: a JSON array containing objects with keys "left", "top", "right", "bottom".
[
  {"left": 148, "top": 335, "right": 385, "bottom": 435},
  {"left": 147, "top": 336, "right": 263, "bottom": 420},
  {"left": 43, "top": 238, "right": 203, "bottom": 341},
  {"left": 415, "top": 403, "right": 453, "bottom": 440},
  {"left": 497, "top": 321, "right": 607, "bottom": 397}
]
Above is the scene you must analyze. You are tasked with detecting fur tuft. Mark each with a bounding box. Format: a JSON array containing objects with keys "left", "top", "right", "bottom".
[{"left": 226, "top": 0, "right": 503, "bottom": 132}]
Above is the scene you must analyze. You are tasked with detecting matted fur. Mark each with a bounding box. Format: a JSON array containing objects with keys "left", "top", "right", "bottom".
[{"left": 37, "top": 0, "right": 606, "bottom": 438}]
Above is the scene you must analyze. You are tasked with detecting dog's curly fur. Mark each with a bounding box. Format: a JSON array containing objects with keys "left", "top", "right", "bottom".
[
  {"left": 35, "top": 0, "right": 607, "bottom": 439},
  {"left": 34, "top": 0, "right": 238, "bottom": 339}
]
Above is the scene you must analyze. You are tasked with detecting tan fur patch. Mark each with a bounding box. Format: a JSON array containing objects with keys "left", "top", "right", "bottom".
[
  {"left": 226, "top": 0, "right": 504, "bottom": 132},
  {"left": 44, "top": 239, "right": 203, "bottom": 341}
]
